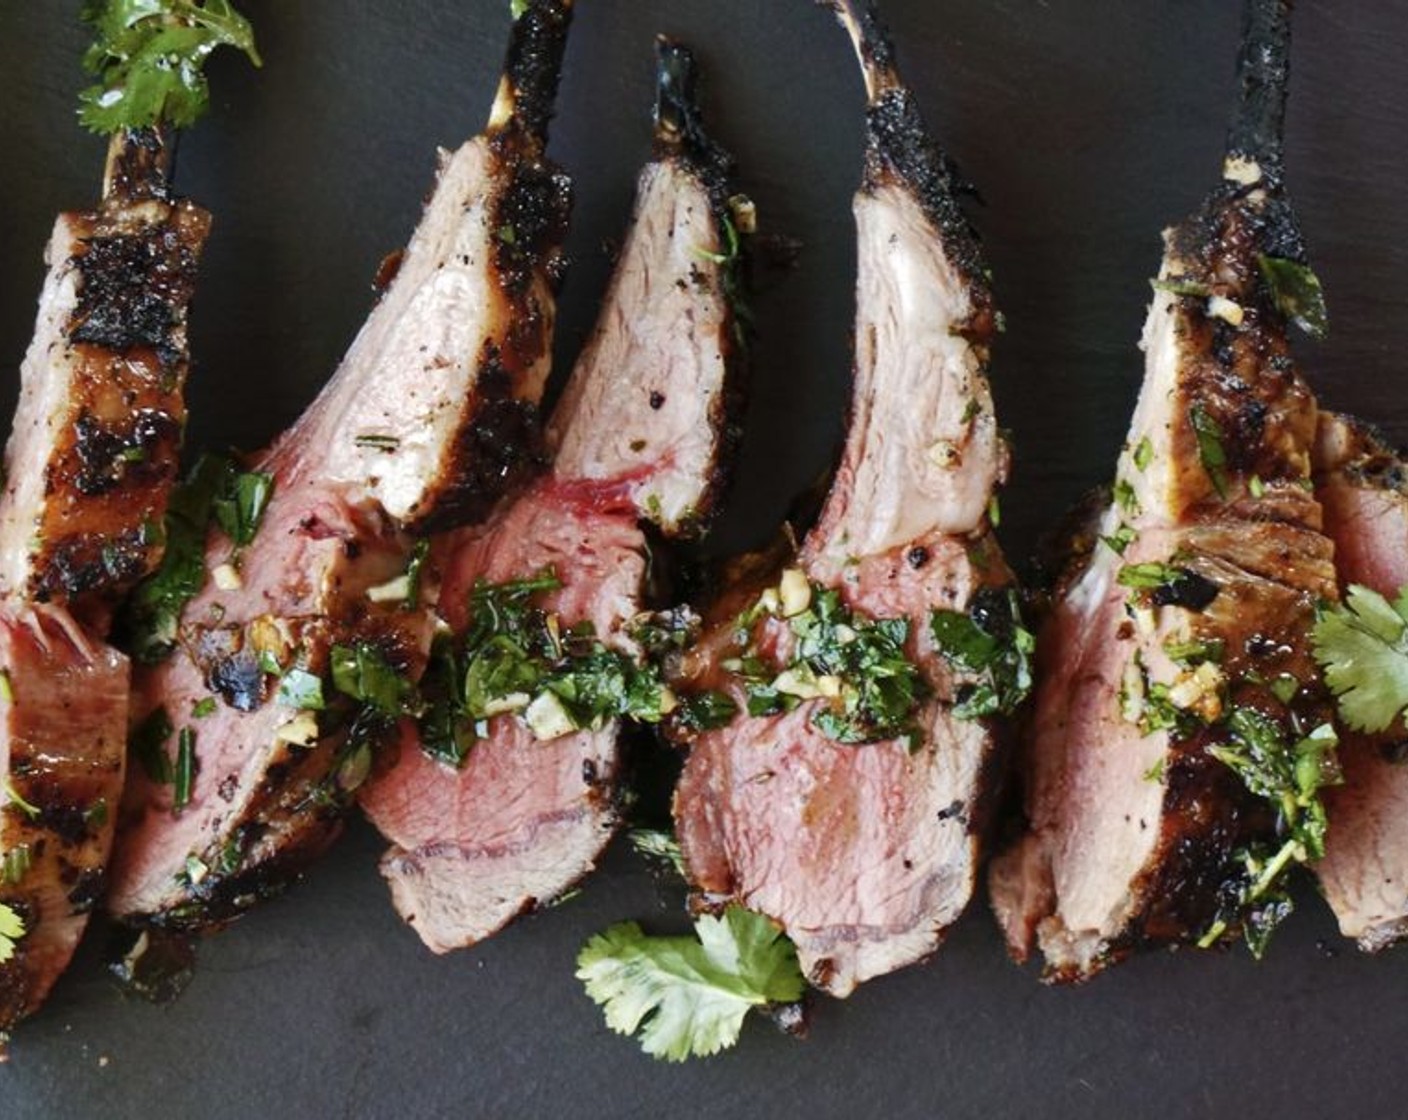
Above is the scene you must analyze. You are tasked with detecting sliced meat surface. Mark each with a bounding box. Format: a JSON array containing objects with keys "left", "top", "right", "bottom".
[
  {"left": 0, "top": 131, "right": 208, "bottom": 631},
  {"left": 1312, "top": 414, "right": 1408, "bottom": 949},
  {"left": 361, "top": 39, "right": 745, "bottom": 952},
  {"left": 990, "top": 0, "right": 1341, "bottom": 978},
  {"left": 0, "top": 606, "right": 127, "bottom": 1038},
  {"left": 107, "top": 1, "right": 576, "bottom": 932},
  {"left": 362, "top": 487, "right": 640, "bottom": 951},
  {"left": 673, "top": 1, "right": 1017, "bottom": 998}
]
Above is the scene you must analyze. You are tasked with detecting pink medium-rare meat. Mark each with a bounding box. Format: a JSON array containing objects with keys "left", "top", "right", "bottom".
[
  {"left": 990, "top": 0, "right": 1341, "bottom": 978},
  {"left": 673, "top": 0, "right": 1020, "bottom": 998},
  {"left": 107, "top": 1, "right": 575, "bottom": 932},
  {"left": 361, "top": 39, "right": 747, "bottom": 952},
  {"left": 1312, "top": 414, "right": 1408, "bottom": 949},
  {"left": 0, "top": 607, "right": 127, "bottom": 1039},
  {"left": 363, "top": 489, "right": 640, "bottom": 951},
  {"left": 0, "top": 131, "right": 208, "bottom": 629}
]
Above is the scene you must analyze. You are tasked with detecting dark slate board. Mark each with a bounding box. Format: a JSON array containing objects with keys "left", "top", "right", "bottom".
[{"left": 3, "top": 2, "right": 1407, "bottom": 1117}]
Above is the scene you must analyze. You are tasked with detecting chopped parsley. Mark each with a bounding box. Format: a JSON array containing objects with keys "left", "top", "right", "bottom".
[
  {"left": 1113, "top": 478, "right": 1140, "bottom": 518},
  {"left": 930, "top": 587, "right": 1034, "bottom": 721},
  {"left": 1132, "top": 436, "right": 1154, "bottom": 472},
  {"left": 1101, "top": 524, "right": 1137, "bottom": 556},
  {"left": 331, "top": 644, "right": 412, "bottom": 716},
  {"left": 1117, "top": 561, "right": 1219, "bottom": 611},
  {"left": 415, "top": 569, "right": 725, "bottom": 762},
  {"left": 191, "top": 696, "right": 217, "bottom": 719},
  {"left": 731, "top": 576, "right": 928, "bottom": 747},
  {"left": 1257, "top": 254, "right": 1328, "bottom": 340},
  {"left": 1200, "top": 711, "right": 1341, "bottom": 955},
  {"left": 79, "top": 0, "right": 261, "bottom": 134},
  {"left": 1312, "top": 584, "right": 1408, "bottom": 733},
  {"left": 1188, "top": 403, "right": 1229, "bottom": 499},
  {"left": 576, "top": 905, "right": 803, "bottom": 1062},
  {"left": 117, "top": 453, "right": 276, "bottom": 664},
  {"left": 0, "top": 903, "right": 25, "bottom": 964}
]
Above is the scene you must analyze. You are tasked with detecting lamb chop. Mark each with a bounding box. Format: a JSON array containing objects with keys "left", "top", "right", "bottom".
[
  {"left": 0, "top": 4, "right": 257, "bottom": 1041},
  {"left": 989, "top": 0, "right": 1341, "bottom": 979},
  {"left": 359, "top": 37, "right": 746, "bottom": 954},
  {"left": 670, "top": 0, "right": 1022, "bottom": 998},
  {"left": 106, "top": 0, "right": 574, "bottom": 933},
  {"left": 1309, "top": 416, "right": 1408, "bottom": 949}
]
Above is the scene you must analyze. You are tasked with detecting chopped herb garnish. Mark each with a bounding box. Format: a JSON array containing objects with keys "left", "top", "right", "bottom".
[
  {"left": 404, "top": 539, "right": 431, "bottom": 609},
  {"left": 930, "top": 587, "right": 1034, "bottom": 721},
  {"left": 673, "top": 690, "right": 738, "bottom": 733},
  {"left": 173, "top": 728, "right": 197, "bottom": 811},
  {"left": 2, "top": 844, "right": 32, "bottom": 885},
  {"left": 78, "top": 0, "right": 261, "bottom": 134},
  {"left": 1163, "top": 638, "right": 1225, "bottom": 667},
  {"left": 629, "top": 829, "right": 687, "bottom": 878},
  {"left": 1113, "top": 478, "right": 1140, "bottom": 518},
  {"left": 331, "top": 644, "right": 411, "bottom": 716},
  {"left": 191, "top": 696, "right": 217, "bottom": 719},
  {"left": 1313, "top": 584, "right": 1408, "bottom": 732},
  {"left": 1199, "top": 710, "right": 1341, "bottom": 955},
  {"left": 1249, "top": 474, "right": 1265, "bottom": 499},
  {"left": 417, "top": 568, "right": 687, "bottom": 759},
  {"left": 117, "top": 453, "right": 274, "bottom": 664},
  {"left": 1188, "top": 403, "right": 1229, "bottom": 499},
  {"left": 1257, "top": 254, "right": 1328, "bottom": 340},
  {"left": 0, "top": 903, "right": 25, "bottom": 964},
  {"left": 131, "top": 706, "right": 175, "bottom": 784},
  {"left": 1132, "top": 436, "right": 1154, "bottom": 472},
  {"left": 987, "top": 495, "right": 1002, "bottom": 528},
  {"left": 1101, "top": 524, "right": 1137, "bottom": 556},
  {"left": 1117, "top": 561, "right": 1219, "bottom": 611},
  {"left": 1143, "top": 757, "right": 1166, "bottom": 783},
  {"left": 576, "top": 905, "right": 804, "bottom": 1063},
  {"left": 733, "top": 577, "right": 928, "bottom": 746},
  {"left": 212, "top": 468, "right": 274, "bottom": 547},
  {"left": 354, "top": 433, "right": 401, "bottom": 452},
  {"left": 0, "top": 670, "right": 12, "bottom": 705},
  {"left": 276, "top": 668, "right": 326, "bottom": 711},
  {"left": 2, "top": 780, "right": 38, "bottom": 820},
  {"left": 1151, "top": 277, "right": 1213, "bottom": 298}
]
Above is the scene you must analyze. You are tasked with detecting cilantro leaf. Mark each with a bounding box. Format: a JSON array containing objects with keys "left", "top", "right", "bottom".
[
  {"left": 1312, "top": 584, "right": 1408, "bottom": 732},
  {"left": 0, "top": 903, "right": 24, "bottom": 964},
  {"left": 930, "top": 587, "right": 1034, "bottom": 721},
  {"left": 1257, "top": 254, "right": 1328, "bottom": 340},
  {"left": 79, "top": 0, "right": 261, "bottom": 134},
  {"left": 576, "top": 906, "right": 803, "bottom": 1062}
]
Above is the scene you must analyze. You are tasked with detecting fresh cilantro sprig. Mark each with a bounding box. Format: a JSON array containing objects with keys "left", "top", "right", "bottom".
[
  {"left": 0, "top": 903, "right": 25, "bottom": 964},
  {"left": 1258, "top": 254, "right": 1328, "bottom": 340},
  {"left": 1312, "top": 584, "right": 1408, "bottom": 733},
  {"left": 576, "top": 905, "right": 804, "bottom": 1062},
  {"left": 79, "top": 0, "right": 261, "bottom": 134}
]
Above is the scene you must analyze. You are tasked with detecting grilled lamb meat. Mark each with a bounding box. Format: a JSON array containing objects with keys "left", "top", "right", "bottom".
[
  {"left": 0, "top": 608, "right": 126, "bottom": 1036},
  {"left": 990, "top": 0, "right": 1340, "bottom": 979},
  {"left": 360, "top": 38, "right": 745, "bottom": 953},
  {"left": 1312, "top": 414, "right": 1408, "bottom": 949},
  {"left": 0, "top": 124, "right": 222, "bottom": 1040},
  {"left": 106, "top": 1, "right": 575, "bottom": 932},
  {"left": 671, "top": 0, "right": 1018, "bottom": 998},
  {"left": 0, "top": 130, "right": 208, "bottom": 632}
]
